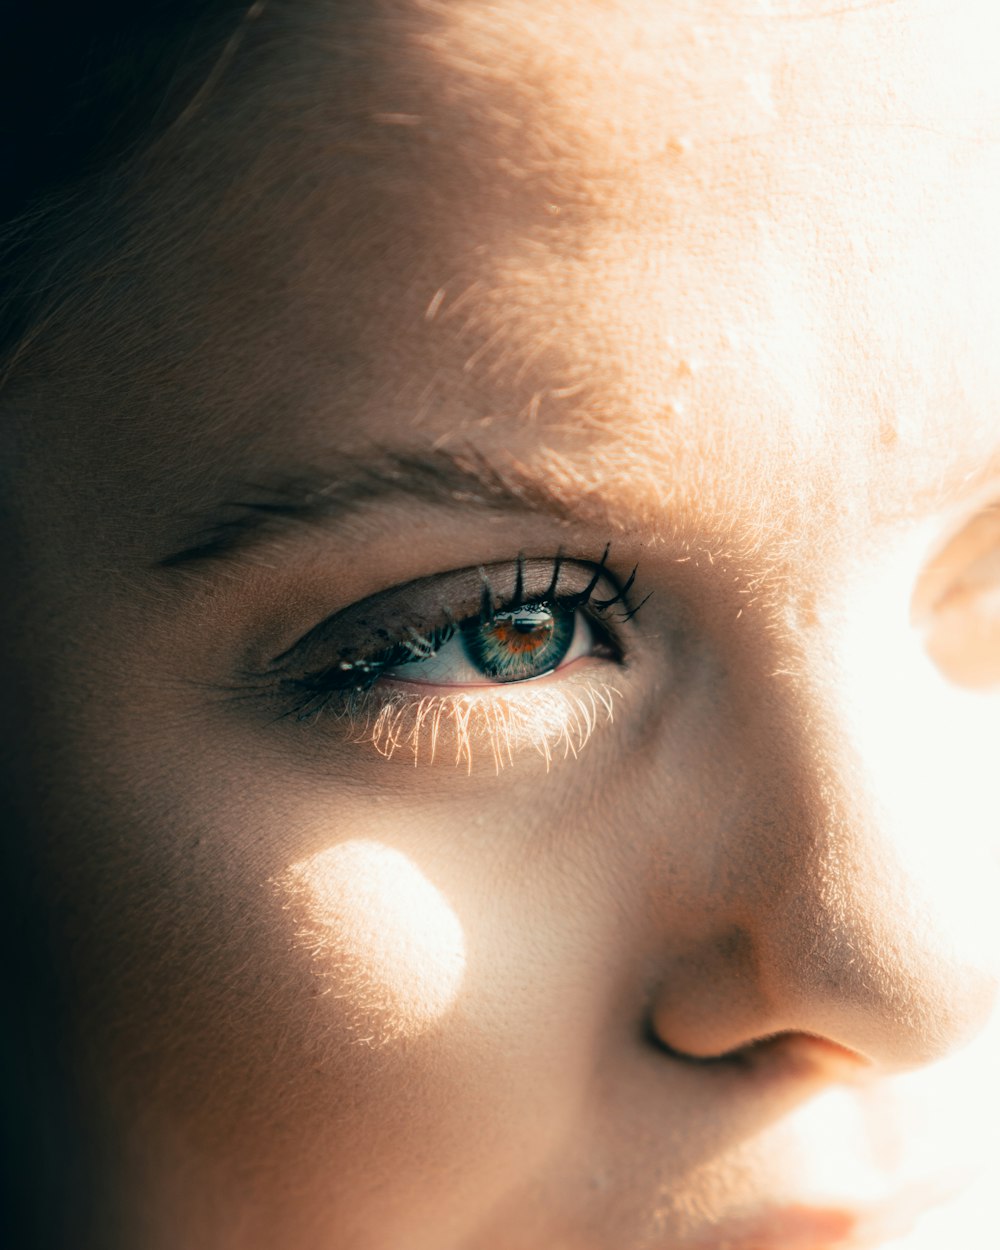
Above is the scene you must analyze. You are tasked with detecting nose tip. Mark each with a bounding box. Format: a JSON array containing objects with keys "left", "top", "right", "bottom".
[{"left": 649, "top": 904, "right": 999, "bottom": 1073}]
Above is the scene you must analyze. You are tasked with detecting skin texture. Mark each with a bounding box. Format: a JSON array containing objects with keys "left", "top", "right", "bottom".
[{"left": 3, "top": 1, "right": 1000, "bottom": 1247}]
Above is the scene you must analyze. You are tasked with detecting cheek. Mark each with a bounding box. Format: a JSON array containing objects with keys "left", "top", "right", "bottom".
[
  {"left": 273, "top": 839, "right": 467, "bottom": 1044},
  {"left": 251, "top": 819, "right": 611, "bottom": 1244}
]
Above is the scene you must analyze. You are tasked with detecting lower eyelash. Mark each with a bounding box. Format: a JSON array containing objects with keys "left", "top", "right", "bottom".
[{"left": 316, "top": 678, "right": 621, "bottom": 772}]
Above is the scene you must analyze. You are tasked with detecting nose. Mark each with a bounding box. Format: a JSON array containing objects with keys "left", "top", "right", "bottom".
[{"left": 647, "top": 628, "right": 999, "bottom": 1073}]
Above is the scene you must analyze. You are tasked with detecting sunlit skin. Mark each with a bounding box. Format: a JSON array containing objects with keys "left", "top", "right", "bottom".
[
  {"left": 3, "top": 2, "right": 1000, "bottom": 1248},
  {"left": 277, "top": 839, "right": 467, "bottom": 1043}
]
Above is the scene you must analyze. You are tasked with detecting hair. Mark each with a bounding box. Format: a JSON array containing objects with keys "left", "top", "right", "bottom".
[
  {"left": 1, "top": 14, "right": 276, "bottom": 1247},
  {"left": 0, "top": 3, "right": 262, "bottom": 377}
]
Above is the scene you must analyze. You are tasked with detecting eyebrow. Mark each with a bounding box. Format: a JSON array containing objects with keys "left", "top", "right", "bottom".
[{"left": 158, "top": 445, "right": 590, "bottom": 569}]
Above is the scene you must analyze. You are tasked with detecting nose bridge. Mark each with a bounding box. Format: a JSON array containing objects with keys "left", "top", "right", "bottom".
[{"left": 651, "top": 643, "right": 998, "bottom": 1072}]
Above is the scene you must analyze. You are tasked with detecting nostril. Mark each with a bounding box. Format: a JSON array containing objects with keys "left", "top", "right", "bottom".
[
  {"left": 642, "top": 1017, "right": 726, "bottom": 1065},
  {"left": 645, "top": 1018, "right": 873, "bottom": 1082},
  {"left": 642, "top": 1011, "right": 758, "bottom": 1068},
  {"left": 741, "top": 1033, "right": 874, "bottom": 1083}
]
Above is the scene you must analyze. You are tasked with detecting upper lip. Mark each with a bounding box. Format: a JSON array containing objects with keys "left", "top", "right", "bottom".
[{"left": 684, "top": 1174, "right": 969, "bottom": 1250}]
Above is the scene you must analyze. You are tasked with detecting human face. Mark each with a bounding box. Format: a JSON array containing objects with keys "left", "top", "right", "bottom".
[{"left": 4, "top": 1, "right": 1000, "bottom": 1247}]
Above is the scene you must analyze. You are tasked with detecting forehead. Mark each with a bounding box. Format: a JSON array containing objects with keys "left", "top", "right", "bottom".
[{"left": 12, "top": 0, "right": 1000, "bottom": 563}]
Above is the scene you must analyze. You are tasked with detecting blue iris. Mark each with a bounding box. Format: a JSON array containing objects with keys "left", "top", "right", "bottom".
[{"left": 461, "top": 605, "right": 575, "bottom": 682}]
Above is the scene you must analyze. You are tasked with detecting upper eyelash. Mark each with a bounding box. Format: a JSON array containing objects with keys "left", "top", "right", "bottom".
[
  {"left": 478, "top": 546, "right": 648, "bottom": 623},
  {"left": 278, "top": 548, "right": 647, "bottom": 722}
]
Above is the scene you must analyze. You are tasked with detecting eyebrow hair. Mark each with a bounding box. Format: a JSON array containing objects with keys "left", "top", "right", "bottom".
[{"left": 158, "top": 444, "right": 591, "bottom": 569}]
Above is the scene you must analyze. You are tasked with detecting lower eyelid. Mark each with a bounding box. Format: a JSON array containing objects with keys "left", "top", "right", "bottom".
[{"left": 349, "top": 675, "right": 623, "bottom": 771}]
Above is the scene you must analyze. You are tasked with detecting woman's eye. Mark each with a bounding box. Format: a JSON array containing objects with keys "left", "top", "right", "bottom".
[
  {"left": 383, "top": 604, "right": 596, "bottom": 687},
  {"left": 268, "top": 553, "right": 643, "bottom": 723}
]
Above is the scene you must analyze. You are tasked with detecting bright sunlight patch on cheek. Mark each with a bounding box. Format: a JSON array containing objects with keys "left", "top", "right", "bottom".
[{"left": 275, "top": 840, "right": 466, "bottom": 1045}]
